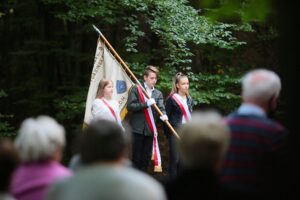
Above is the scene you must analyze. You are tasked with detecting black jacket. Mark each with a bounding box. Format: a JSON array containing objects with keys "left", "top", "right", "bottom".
[
  {"left": 164, "top": 94, "right": 192, "bottom": 137},
  {"left": 126, "top": 85, "right": 166, "bottom": 136}
]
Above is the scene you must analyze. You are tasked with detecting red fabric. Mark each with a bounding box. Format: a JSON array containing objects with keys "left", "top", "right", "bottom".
[
  {"left": 100, "top": 98, "right": 118, "bottom": 122},
  {"left": 137, "top": 85, "right": 159, "bottom": 167},
  {"left": 172, "top": 94, "right": 189, "bottom": 122}
]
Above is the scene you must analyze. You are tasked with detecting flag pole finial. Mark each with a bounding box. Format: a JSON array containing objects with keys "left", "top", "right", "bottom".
[{"left": 92, "top": 24, "right": 102, "bottom": 36}]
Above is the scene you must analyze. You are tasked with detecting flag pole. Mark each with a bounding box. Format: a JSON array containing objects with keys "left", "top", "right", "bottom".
[{"left": 92, "top": 25, "right": 180, "bottom": 139}]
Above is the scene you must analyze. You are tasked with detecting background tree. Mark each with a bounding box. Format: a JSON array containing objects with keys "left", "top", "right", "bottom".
[{"left": 1, "top": 0, "right": 282, "bottom": 171}]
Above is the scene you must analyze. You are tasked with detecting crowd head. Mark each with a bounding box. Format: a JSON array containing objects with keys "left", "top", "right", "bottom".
[
  {"left": 242, "top": 69, "right": 281, "bottom": 103},
  {"left": 14, "top": 115, "right": 65, "bottom": 162},
  {"left": 80, "top": 119, "right": 129, "bottom": 165},
  {"left": 179, "top": 110, "right": 230, "bottom": 171}
]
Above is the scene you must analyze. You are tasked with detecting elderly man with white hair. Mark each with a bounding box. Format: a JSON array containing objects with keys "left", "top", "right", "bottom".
[
  {"left": 220, "top": 69, "right": 289, "bottom": 200},
  {"left": 10, "top": 116, "right": 72, "bottom": 200}
]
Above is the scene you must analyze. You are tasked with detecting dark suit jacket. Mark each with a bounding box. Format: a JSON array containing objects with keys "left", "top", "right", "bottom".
[
  {"left": 126, "top": 85, "right": 166, "bottom": 136},
  {"left": 164, "top": 94, "right": 192, "bottom": 137}
]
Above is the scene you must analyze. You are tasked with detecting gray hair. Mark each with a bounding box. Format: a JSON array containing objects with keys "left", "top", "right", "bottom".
[
  {"left": 14, "top": 116, "right": 65, "bottom": 162},
  {"left": 179, "top": 111, "right": 230, "bottom": 170},
  {"left": 242, "top": 69, "right": 281, "bottom": 102}
]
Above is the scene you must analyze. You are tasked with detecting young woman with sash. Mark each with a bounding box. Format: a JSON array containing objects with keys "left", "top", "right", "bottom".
[
  {"left": 69, "top": 79, "right": 123, "bottom": 171},
  {"left": 165, "top": 72, "right": 192, "bottom": 178},
  {"left": 91, "top": 79, "right": 123, "bottom": 129}
]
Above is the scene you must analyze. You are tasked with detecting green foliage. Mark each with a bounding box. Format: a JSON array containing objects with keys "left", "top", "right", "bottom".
[
  {"left": 257, "top": 25, "right": 279, "bottom": 41},
  {"left": 41, "top": 1, "right": 252, "bottom": 115},
  {"left": 123, "top": 15, "right": 145, "bottom": 53},
  {"left": 0, "top": 0, "right": 279, "bottom": 167},
  {"left": 202, "top": 0, "right": 272, "bottom": 23},
  {"left": 122, "top": 0, "right": 249, "bottom": 69},
  {"left": 154, "top": 67, "right": 241, "bottom": 113},
  {"left": 0, "top": 90, "right": 16, "bottom": 138},
  {"left": 121, "top": 62, "right": 239, "bottom": 114},
  {"left": 189, "top": 71, "right": 241, "bottom": 112},
  {"left": 0, "top": 90, "right": 8, "bottom": 98},
  {"left": 53, "top": 87, "right": 87, "bottom": 129},
  {"left": 1, "top": 0, "right": 276, "bottom": 133},
  {"left": 0, "top": 114, "right": 15, "bottom": 138},
  {"left": 44, "top": 0, "right": 250, "bottom": 70},
  {"left": 128, "top": 62, "right": 241, "bottom": 114},
  {"left": 155, "top": 66, "right": 177, "bottom": 94},
  {"left": 127, "top": 62, "right": 146, "bottom": 78},
  {"left": 42, "top": 0, "right": 123, "bottom": 24}
]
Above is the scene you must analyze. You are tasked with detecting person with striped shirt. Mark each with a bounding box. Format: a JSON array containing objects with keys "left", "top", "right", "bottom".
[{"left": 220, "top": 69, "right": 289, "bottom": 200}]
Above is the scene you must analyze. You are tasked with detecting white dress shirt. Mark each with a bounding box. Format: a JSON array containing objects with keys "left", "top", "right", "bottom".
[{"left": 144, "top": 82, "right": 154, "bottom": 97}]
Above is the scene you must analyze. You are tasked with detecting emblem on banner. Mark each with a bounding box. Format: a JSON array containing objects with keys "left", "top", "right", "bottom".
[{"left": 116, "top": 80, "right": 127, "bottom": 94}]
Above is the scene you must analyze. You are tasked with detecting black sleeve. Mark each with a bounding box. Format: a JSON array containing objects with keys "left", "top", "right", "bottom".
[
  {"left": 157, "top": 91, "right": 166, "bottom": 115},
  {"left": 126, "top": 86, "right": 148, "bottom": 112}
]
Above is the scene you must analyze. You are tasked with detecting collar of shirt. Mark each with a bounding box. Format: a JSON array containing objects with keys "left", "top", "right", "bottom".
[
  {"left": 144, "top": 82, "right": 154, "bottom": 96},
  {"left": 174, "top": 93, "right": 187, "bottom": 103},
  {"left": 238, "top": 103, "right": 266, "bottom": 117}
]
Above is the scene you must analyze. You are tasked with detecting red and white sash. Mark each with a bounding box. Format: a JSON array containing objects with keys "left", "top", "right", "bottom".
[
  {"left": 137, "top": 85, "right": 162, "bottom": 172},
  {"left": 100, "top": 98, "right": 118, "bottom": 122},
  {"left": 172, "top": 93, "right": 192, "bottom": 124}
]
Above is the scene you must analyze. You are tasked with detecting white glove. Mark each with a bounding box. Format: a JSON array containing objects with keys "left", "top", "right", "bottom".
[
  {"left": 146, "top": 98, "right": 156, "bottom": 107},
  {"left": 160, "top": 114, "right": 168, "bottom": 121}
]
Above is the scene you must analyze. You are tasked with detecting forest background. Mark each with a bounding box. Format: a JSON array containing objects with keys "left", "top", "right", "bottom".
[{"left": 0, "top": 0, "right": 293, "bottom": 175}]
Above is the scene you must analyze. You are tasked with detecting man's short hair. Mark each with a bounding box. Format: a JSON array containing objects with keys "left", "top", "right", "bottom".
[
  {"left": 179, "top": 111, "right": 230, "bottom": 170},
  {"left": 242, "top": 69, "right": 281, "bottom": 102},
  {"left": 80, "top": 120, "right": 128, "bottom": 165},
  {"left": 143, "top": 65, "right": 159, "bottom": 76}
]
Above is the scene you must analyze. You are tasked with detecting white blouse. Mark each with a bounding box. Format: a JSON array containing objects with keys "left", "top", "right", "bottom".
[{"left": 91, "top": 98, "right": 123, "bottom": 128}]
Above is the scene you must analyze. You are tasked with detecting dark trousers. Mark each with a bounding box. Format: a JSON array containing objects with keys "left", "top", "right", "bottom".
[
  {"left": 132, "top": 132, "right": 153, "bottom": 172},
  {"left": 168, "top": 134, "right": 180, "bottom": 178}
]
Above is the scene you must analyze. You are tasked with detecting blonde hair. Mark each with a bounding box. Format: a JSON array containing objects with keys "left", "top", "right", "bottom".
[
  {"left": 143, "top": 65, "right": 159, "bottom": 77},
  {"left": 179, "top": 111, "right": 230, "bottom": 169},
  {"left": 96, "top": 79, "right": 113, "bottom": 98},
  {"left": 170, "top": 72, "right": 190, "bottom": 96}
]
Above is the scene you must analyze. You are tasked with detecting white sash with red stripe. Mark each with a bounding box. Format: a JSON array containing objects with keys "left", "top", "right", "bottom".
[
  {"left": 172, "top": 93, "right": 192, "bottom": 124},
  {"left": 137, "top": 85, "right": 162, "bottom": 172},
  {"left": 99, "top": 98, "right": 122, "bottom": 127}
]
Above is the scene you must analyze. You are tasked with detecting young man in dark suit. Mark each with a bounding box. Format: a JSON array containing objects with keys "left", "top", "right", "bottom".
[{"left": 127, "top": 65, "right": 168, "bottom": 172}]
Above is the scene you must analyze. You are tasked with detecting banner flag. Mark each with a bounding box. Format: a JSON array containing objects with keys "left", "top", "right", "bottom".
[{"left": 83, "top": 38, "right": 134, "bottom": 126}]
